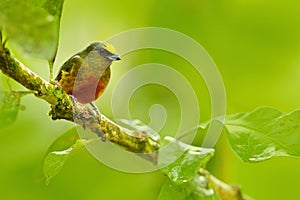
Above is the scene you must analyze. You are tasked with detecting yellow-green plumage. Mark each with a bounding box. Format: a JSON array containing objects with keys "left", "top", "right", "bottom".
[{"left": 55, "top": 42, "right": 121, "bottom": 104}]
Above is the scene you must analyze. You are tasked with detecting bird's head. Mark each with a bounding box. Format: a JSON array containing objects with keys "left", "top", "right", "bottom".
[{"left": 87, "top": 42, "right": 121, "bottom": 62}]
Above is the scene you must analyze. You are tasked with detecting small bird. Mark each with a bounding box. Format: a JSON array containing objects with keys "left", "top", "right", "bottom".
[{"left": 55, "top": 42, "right": 121, "bottom": 117}]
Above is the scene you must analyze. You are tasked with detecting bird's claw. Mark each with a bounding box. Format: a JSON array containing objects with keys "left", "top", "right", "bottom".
[
  {"left": 69, "top": 95, "right": 78, "bottom": 105},
  {"left": 89, "top": 102, "right": 101, "bottom": 123},
  {"left": 69, "top": 96, "right": 101, "bottom": 125}
]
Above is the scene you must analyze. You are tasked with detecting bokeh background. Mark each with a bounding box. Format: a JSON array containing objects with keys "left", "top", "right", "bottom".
[{"left": 1, "top": 0, "right": 300, "bottom": 199}]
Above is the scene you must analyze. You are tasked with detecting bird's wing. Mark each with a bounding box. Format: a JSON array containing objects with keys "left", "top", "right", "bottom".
[{"left": 55, "top": 55, "right": 83, "bottom": 81}]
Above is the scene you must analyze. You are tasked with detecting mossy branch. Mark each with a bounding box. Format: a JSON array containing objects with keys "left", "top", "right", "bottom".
[{"left": 0, "top": 40, "right": 159, "bottom": 163}]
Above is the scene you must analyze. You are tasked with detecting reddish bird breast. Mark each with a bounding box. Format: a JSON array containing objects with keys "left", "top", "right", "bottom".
[{"left": 72, "top": 76, "right": 105, "bottom": 104}]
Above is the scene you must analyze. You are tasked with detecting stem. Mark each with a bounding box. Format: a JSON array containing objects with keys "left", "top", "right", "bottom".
[
  {"left": 199, "top": 168, "right": 253, "bottom": 200},
  {"left": 48, "top": 60, "right": 54, "bottom": 81}
]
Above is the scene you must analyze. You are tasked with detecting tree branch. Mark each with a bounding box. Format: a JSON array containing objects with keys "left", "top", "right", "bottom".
[
  {"left": 0, "top": 40, "right": 160, "bottom": 163},
  {"left": 199, "top": 168, "right": 253, "bottom": 200}
]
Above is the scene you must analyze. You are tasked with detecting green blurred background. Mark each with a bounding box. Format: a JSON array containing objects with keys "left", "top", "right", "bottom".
[{"left": 1, "top": 0, "right": 300, "bottom": 199}]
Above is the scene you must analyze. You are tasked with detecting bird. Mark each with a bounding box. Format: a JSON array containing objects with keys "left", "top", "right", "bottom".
[{"left": 55, "top": 42, "right": 121, "bottom": 119}]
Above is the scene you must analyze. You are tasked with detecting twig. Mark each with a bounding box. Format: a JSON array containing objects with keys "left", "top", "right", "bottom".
[{"left": 199, "top": 168, "right": 253, "bottom": 200}]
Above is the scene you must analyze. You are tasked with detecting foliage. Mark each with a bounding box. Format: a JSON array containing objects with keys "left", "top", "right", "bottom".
[
  {"left": 43, "top": 127, "right": 86, "bottom": 185},
  {"left": 225, "top": 107, "right": 300, "bottom": 162},
  {"left": 158, "top": 137, "right": 215, "bottom": 200},
  {"left": 0, "top": 91, "right": 26, "bottom": 128},
  {"left": 0, "top": 0, "right": 63, "bottom": 61},
  {"left": 200, "top": 107, "right": 300, "bottom": 162}
]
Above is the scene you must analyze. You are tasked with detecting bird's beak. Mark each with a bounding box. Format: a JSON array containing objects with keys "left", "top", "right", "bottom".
[{"left": 108, "top": 54, "right": 121, "bottom": 61}]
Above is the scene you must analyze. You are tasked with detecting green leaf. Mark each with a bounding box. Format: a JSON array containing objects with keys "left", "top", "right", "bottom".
[
  {"left": 0, "top": 91, "right": 25, "bottom": 129},
  {"left": 43, "top": 127, "right": 86, "bottom": 185},
  {"left": 223, "top": 107, "right": 300, "bottom": 162},
  {"left": 42, "top": 0, "right": 64, "bottom": 18},
  {"left": 46, "top": 127, "right": 79, "bottom": 152},
  {"left": 159, "top": 136, "right": 214, "bottom": 184},
  {"left": 158, "top": 174, "right": 215, "bottom": 200},
  {"left": 0, "top": 0, "right": 64, "bottom": 61},
  {"left": 158, "top": 179, "right": 188, "bottom": 200},
  {"left": 157, "top": 137, "right": 215, "bottom": 199}
]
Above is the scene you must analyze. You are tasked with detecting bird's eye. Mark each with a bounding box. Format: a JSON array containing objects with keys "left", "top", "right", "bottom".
[{"left": 99, "top": 49, "right": 105, "bottom": 53}]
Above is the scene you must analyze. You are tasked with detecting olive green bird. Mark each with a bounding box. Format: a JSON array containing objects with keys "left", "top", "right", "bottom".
[{"left": 55, "top": 42, "right": 121, "bottom": 117}]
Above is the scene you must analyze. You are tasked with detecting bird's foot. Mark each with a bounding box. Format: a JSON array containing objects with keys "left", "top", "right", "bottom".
[
  {"left": 69, "top": 94, "right": 78, "bottom": 105},
  {"left": 89, "top": 102, "right": 101, "bottom": 123}
]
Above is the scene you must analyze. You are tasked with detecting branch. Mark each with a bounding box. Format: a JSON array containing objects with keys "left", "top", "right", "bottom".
[
  {"left": 199, "top": 168, "right": 253, "bottom": 200},
  {"left": 0, "top": 40, "right": 160, "bottom": 163}
]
